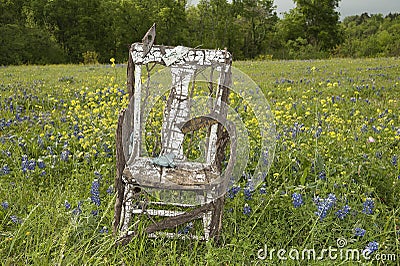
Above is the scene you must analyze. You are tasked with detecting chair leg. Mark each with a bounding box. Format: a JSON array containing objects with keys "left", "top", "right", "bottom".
[
  {"left": 209, "top": 197, "right": 225, "bottom": 241},
  {"left": 120, "top": 184, "right": 134, "bottom": 233},
  {"left": 113, "top": 109, "right": 126, "bottom": 235},
  {"left": 203, "top": 211, "right": 212, "bottom": 240}
]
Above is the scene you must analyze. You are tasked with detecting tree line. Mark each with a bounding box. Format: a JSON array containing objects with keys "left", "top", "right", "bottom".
[{"left": 1, "top": 0, "right": 399, "bottom": 65}]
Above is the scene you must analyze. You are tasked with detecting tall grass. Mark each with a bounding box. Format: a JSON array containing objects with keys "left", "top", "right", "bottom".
[{"left": 0, "top": 58, "right": 399, "bottom": 264}]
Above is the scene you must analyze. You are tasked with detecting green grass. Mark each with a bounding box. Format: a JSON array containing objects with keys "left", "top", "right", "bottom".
[{"left": 0, "top": 58, "right": 399, "bottom": 265}]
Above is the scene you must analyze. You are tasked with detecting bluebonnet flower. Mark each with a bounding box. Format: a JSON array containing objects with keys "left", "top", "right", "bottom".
[
  {"left": 372, "top": 125, "right": 380, "bottom": 133},
  {"left": 362, "top": 241, "right": 379, "bottom": 256},
  {"left": 94, "top": 171, "right": 102, "bottom": 179},
  {"left": 37, "top": 159, "right": 45, "bottom": 169},
  {"left": 335, "top": 205, "right": 350, "bottom": 219},
  {"left": 259, "top": 185, "right": 267, "bottom": 195},
  {"left": 90, "top": 179, "right": 101, "bottom": 206},
  {"left": 244, "top": 187, "right": 252, "bottom": 200},
  {"left": 64, "top": 200, "right": 71, "bottom": 210},
  {"left": 354, "top": 227, "right": 366, "bottom": 237},
  {"left": 47, "top": 146, "right": 54, "bottom": 155},
  {"left": 103, "top": 144, "right": 112, "bottom": 157},
  {"left": 318, "top": 171, "right": 326, "bottom": 180},
  {"left": 99, "top": 226, "right": 109, "bottom": 234},
  {"left": 392, "top": 155, "right": 397, "bottom": 166},
  {"left": 73, "top": 124, "right": 80, "bottom": 136},
  {"left": 72, "top": 201, "right": 82, "bottom": 215},
  {"left": 91, "top": 210, "right": 98, "bottom": 216},
  {"left": 106, "top": 185, "right": 113, "bottom": 195},
  {"left": 292, "top": 193, "right": 304, "bottom": 208},
  {"left": 1, "top": 201, "right": 9, "bottom": 209},
  {"left": 228, "top": 186, "right": 241, "bottom": 199},
  {"left": 314, "top": 193, "right": 337, "bottom": 220},
  {"left": 21, "top": 155, "right": 28, "bottom": 172},
  {"left": 60, "top": 150, "right": 70, "bottom": 162},
  {"left": 243, "top": 204, "right": 251, "bottom": 215},
  {"left": 27, "top": 159, "right": 36, "bottom": 171},
  {"left": 362, "top": 198, "right": 374, "bottom": 215},
  {"left": 361, "top": 125, "right": 368, "bottom": 133},
  {"left": 315, "top": 127, "right": 322, "bottom": 138},
  {"left": 378, "top": 109, "right": 388, "bottom": 118},
  {"left": 18, "top": 139, "right": 26, "bottom": 148},
  {"left": 178, "top": 222, "right": 193, "bottom": 234},
  {"left": 1, "top": 165, "right": 11, "bottom": 175},
  {"left": 37, "top": 136, "right": 44, "bottom": 148},
  {"left": 10, "top": 215, "right": 21, "bottom": 224}
]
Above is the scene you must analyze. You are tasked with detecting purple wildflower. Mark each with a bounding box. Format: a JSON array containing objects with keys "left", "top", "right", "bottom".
[
  {"left": 292, "top": 193, "right": 304, "bottom": 208},
  {"left": 10, "top": 215, "right": 21, "bottom": 224},
  {"left": 354, "top": 227, "right": 366, "bottom": 237},
  {"left": 90, "top": 179, "right": 101, "bottom": 206},
  {"left": 362, "top": 241, "right": 379, "bottom": 257},
  {"left": 106, "top": 185, "right": 113, "bottom": 195},
  {"left": 1, "top": 165, "right": 11, "bottom": 175},
  {"left": 27, "top": 159, "right": 36, "bottom": 170},
  {"left": 244, "top": 187, "right": 252, "bottom": 200},
  {"left": 243, "top": 204, "right": 251, "bottom": 215},
  {"left": 362, "top": 198, "right": 374, "bottom": 215},
  {"left": 178, "top": 222, "right": 193, "bottom": 234},
  {"left": 72, "top": 201, "right": 82, "bottom": 215},
  {"left": 335, "top": 205, "right": 350, "bottom": 219},
  {"left": 314, "top": 193, "right": 337, "bottom": 220},
  {"left": 37, "top": 159, "right": 45, "bottom": 169},
  {"left": 228, "top": 186, "right": 241, "bottom": 199},
  {"left": 60, "top": 150, "right": 70, "bottom": 161},
  {"left": 318, "top": 171, "right": 326, "bottom": 180},
  {"left": 21, "top": 155, "right": 28, "bottom": 172},
  {"left": 94, "top": 171, "right": 102, "bottom": 179},
  {"left": 1, "top": 201, "right": 9, "bottom": 209},
  {"left": 99, "top": 226, "right": 109, "bottom": 234}
]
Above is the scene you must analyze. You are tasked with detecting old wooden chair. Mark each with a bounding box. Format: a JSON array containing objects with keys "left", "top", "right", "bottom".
[{"left": 113, "top": 25, "right": 236, "bottom": 243}]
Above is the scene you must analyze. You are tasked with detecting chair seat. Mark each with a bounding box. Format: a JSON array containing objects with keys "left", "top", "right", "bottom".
[{"left": 123, "top": 157, "right": 224, "bottom": 190}]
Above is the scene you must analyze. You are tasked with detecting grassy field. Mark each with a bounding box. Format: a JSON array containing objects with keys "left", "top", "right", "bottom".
[{"left": 0, "top": 58, "right": 399, "bottom": 265}]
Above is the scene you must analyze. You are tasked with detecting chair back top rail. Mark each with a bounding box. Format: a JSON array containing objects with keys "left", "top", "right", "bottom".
[
  {"left": 130, "top": 43, "right": 232, "bottom": 67},
  {"left": 126, "top": 43, "right": 232, "bottom": 169}
]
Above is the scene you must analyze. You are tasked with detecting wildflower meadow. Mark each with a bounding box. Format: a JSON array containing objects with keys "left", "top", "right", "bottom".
[{"left": 0, "top": 58, "right": 399, "bottom": 264}]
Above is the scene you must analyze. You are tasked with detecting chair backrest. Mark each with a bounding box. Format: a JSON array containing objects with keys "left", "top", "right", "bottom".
[{"left": 123, "top": 43, "right": 233, "bottom": 169}]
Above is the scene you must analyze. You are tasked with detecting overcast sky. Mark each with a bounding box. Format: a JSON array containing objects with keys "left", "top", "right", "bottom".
[
  {"left": 189, "top": 0, "right": 400, "bottom": 20},
  {"left": 275, "top": 0, "right": 400, "bottom": 19}
]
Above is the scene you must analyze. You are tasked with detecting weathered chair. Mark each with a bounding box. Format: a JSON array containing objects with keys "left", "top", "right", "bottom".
[{"left": 113, "top": 25, "right": 236, "bottom": 243}]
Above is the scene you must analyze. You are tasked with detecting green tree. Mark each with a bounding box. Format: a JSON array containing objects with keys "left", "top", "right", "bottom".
[
  {"left": 154, "top": 0, "right": 188, "bottom": 45},
  {"left": 279, "top": 0, "right": 341, "bottom": 54},
  {"left": 337, "top": 13, "right": 400, "bottom": 57},
  {"left": 33, "top": 0, "right": 114, "bottom": 63},
  {"left": 0, "top": 24, "right": 66, "bottom": 65},
  {"left": 233, "top": 0, "right": 278, "bottom": 58},
  {"left": 190, "top": 0, "right": 233, "bottom": 49}
]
